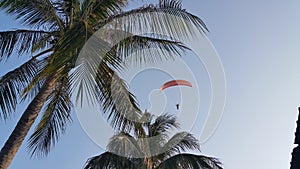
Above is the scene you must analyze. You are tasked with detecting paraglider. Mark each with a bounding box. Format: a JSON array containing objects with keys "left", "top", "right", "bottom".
[
  {"left": 160, "top": 79, "right": 192, "bottom": 91},
  {"left": 160, "top": 79, "right": 192, "bottom": 110}
]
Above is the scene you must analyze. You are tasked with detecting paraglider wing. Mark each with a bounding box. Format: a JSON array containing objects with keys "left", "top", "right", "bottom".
[{"left": 160, "top": 80, "right": 192, "bottom": 91}]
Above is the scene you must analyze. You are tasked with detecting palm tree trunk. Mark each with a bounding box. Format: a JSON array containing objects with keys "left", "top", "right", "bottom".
[
  {"left": 146, "top": 157, "right": 153, "bottom": 169},
  {"left": 0, "top": 76, "right": 56, "bottom": 169}
]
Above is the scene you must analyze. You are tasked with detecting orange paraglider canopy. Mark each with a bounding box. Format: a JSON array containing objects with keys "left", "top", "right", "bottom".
[{"left": 160, "top": 79, "right": 192, "bottom": 91}]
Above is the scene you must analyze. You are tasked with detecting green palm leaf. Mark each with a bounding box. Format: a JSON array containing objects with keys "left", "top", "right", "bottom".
[
  {"left": 27, "top": 77, "right": 72, "bottom": 157},
  {"left": 107, "top": 132, "right": 144, "bottom": 158},
  {"left": 95, "top": 0, "right": 208, "bottom": 39},
  {"left": 81, "top": 0, "right": 128, "bottom": 25},
  {"left": 95, "top": 69, "right": 142, "bottom": 131},
  {"left": 108, "top": 34, "right": 190, "bottom": 67},
  {"left": 0, "top": 58, "right": 44, "bottom": 119},
  {"left": 0, "top": 0, "right": 64, "bottom": 29},
  {"left": 161, "top": 132, "right": 200, "bottom": 157},
  {"left": 19, "top": 57, "right": 50, "bottom": 103},
  {"left": 84, "top": 152, "right": 144, "bottom": 169},
  {"left": 150, "top": 114, "right": 179, "bottom": 137},
  {"left": 157, "top": 153, "right": 223, "bottom": 169},
  {"left": 0, "top": 30, "right": 54, "bottom": 60},
  {"left": 51, "top": 0, "right": 80, "bottom": 24}
]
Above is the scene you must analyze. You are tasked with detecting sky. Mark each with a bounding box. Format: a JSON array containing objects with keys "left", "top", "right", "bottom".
[{"left": 1, "top": 0, "right": 300, "bottom": 169}]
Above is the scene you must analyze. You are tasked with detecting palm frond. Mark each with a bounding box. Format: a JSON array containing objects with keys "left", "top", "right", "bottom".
[
  {"left": 0, "top": 0, "right": 64, "bottom": 29},
  {"left": 107, "top": 34, "right": 190, "bottom": 68},
  {"left": 139, "top": 114, "right": 180, "bottom": 156},
  {"left": 68, "top": 34, "right": 111, "bottom": 105},
  {"left": 20, "top": 57, "right": 49, "bottom": 101},
  {"left": 44, "top": 22, "right": 90, "bottom": 74},
  {"left": 156, "top": 153, "right": 223, "bottom": 169},
  {"left": 96, "top": 66, "right": 143, "bottom": 131},
  {"left": 84, "top": 152, "right": 143, "bottom": 169},
  {"left": 107, "top": 132, "right": 144, "bottom": 158},
  {"left": 0, "top": 29, "right": 55, "bottom": 60},
  {"left": 159, "top": 0, "right": 182, "bottom": 9},
  {"left": 21, "top": 78, "right": 45, "bottom": 102},
  {"left": 161, "top": 132, "right": 200, "bottom": 158},
  {"left": 0, "top": 58, "right": 43, "bottom": 120},
  {"left": 27, "top": 77, "right": 72, "bottom": 157},
  {"left": 70, "top": 34, "right": 143, "bottom": 131},
  {"left": 81, "top": 0, "right": 128, "bottom": 25},
  {"left": 150, "top": 114, "right": 180, "bottom": 137},
  {"left": 49, "top": 0, "right": 80, "bottom": 27},
  {"left": 94, "top": 0, "right": 208, "bottom": 40}
]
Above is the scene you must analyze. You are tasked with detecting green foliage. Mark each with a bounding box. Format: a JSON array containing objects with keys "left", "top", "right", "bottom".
[
  {"left": 0, "top": 0, "right": 208, "bottom": 158},
  {"left": 0, "top": 58, "right": 46, "bottom": 119},
  {"left": 27, "top": 77, "right": 72, "bottom": 157},
  {"left": 84, "top": 113, "right": 223, "bottom": 169}
]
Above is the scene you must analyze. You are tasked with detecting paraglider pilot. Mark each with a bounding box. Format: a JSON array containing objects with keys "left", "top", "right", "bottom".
[{"left": 176, "top": 104, "right": 180, "bottom": 110}]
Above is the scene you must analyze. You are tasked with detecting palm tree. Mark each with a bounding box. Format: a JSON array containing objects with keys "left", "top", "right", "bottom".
[
  {"left": 84, "top": 113, "right": 223, "bottom": 169},
  {"left": 0, "top": 0, "right": 208, "bottom": 168}
]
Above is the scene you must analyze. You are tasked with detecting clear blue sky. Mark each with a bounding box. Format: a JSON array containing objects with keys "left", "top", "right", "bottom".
[{"left": 1, "top": 0, "right": 300, "bottom": 169}]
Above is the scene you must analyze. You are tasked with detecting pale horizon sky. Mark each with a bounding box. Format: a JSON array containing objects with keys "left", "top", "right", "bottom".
[{"left": 1, "top": 0, "right": 300, "bottom": 169}]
